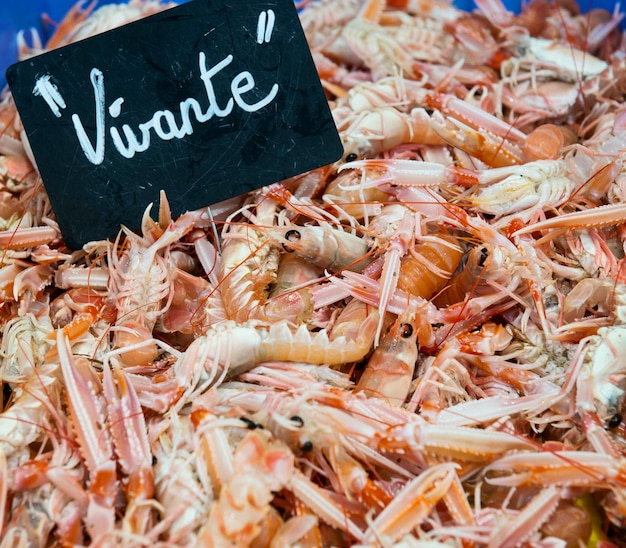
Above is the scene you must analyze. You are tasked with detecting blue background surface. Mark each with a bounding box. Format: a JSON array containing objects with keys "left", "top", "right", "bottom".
[{"left": 0, "top": 0, "right": 621, "bottom": 89}]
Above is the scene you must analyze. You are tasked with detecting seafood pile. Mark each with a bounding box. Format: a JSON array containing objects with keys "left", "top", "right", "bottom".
[{"left": 1, "top": 0, "right": 626, "bottom": 545}]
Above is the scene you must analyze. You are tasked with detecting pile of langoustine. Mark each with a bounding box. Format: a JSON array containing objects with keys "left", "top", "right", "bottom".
[{"left": 1, "top": 0, "right": 626, "bottom": 545}]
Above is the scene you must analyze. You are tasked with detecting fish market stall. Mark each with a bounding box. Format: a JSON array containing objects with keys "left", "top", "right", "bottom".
[{"left": 0, "top": 0, "right": 625, "bottom": 545}]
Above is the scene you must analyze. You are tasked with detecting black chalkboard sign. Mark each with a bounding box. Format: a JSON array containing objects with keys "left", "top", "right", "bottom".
[{"left": 6, "top": 0, "right": 342, "bottom": 249}]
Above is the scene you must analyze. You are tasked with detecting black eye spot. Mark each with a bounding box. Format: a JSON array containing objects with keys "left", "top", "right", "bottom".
[
  {"left": 345, "top": 152, "right": 358, "bottom": 163},
  {"left": 282, "top": 230, "right": 301, "bottom": 252},
  {"left": 290, "top": 415, "right": 304, "bottom": 427},
  {"left": 152, "top": 456, "right": 158, "bottom": 465},
  {"left": 301, "top": 441, "right": 313, "bottom": 452},
  {"left": 400, "top": 323, "right": 413, "bottom": 338},
  {"left": 608, "top": 413, "right": 622, "bottom": 429},
  {"left": 240, "top": 417, "right": 260, "bottom": 430},
  {"left": 285, "top": 230, "right": 301, "bottom": 243},
  {"left": 3, "top": 383, "right": 13, "bottom": 406},
  {"left": 478, "top": 247, "right": 488, "bottom": 267}
]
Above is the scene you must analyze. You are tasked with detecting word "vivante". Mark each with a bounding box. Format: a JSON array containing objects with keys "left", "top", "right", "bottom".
[{"left": 33, "top": 52, "right": 280, "bottom": 165}]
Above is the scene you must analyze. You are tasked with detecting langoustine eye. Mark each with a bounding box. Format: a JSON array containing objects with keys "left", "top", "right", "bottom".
[{"left": 607, "top": 413, "right": 622, "bottom": 429}]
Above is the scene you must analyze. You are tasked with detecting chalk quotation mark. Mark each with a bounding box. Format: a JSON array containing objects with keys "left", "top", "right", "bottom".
[
  {"left": 256, "top": 9, "right": 275, "bottom": 44},
  {"left": 33, "top": 75, "right": 66, "bottom": 118}
]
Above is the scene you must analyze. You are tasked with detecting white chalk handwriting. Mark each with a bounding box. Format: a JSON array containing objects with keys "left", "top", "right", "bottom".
[{"left": 32, "top": 10, "right": 279, "bottom": 165}]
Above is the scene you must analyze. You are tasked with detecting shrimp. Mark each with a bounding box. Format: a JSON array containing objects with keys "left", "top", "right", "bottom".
[
  {"left": 341, "top": 0, "right": 417, "bottom": 79},
  {"left": 109, "top": 198, "right": 202, "bottom": 365},
  {"left": 484, "top": 450, "right": 626, "bottom": 490},
  {"left": 433, "top": 242, "right": 514, "bottom": 307},
  {"left": 339, "top": 106, "right": 446, "bottom": 158},
  {"left": 540, "top": 499, "right": 598, "bottom": 547},
  {"left": 463, "top": 160, "right": 575, "bottom": 224},
  {"left": 576, "top": 325, "right": 626, "bottom": 431},
  {"left": 3, "top": 482, "right": 59, "bottom": 546},
  {"left": 513, "top": 203, "right": 626, "bottom": 238},
  {"left": 0, "top": 313, "right": 52, "bottom": 380},
  {"left": 9, "top": 438, "right": 89, "bottom": 546},
  {"left": 522, "top": 123, "right": 578, "bottom": 162},
  {"left": 0, "top": 155, "right": 38, "bottom": 197},
  {"left": 383, "top": 11, "right": 457, "bottom": 63},
  {"left": 56, "top": 330, "right": 117, "bottom": 543},
  {"left": 323, "top": 169, "right": 390, "bottom": 221},
  {"left": 516, "top": 207, "right": 626, "bottom": 437},
  {"left": 217, "top": 198, "right": 281, "bottom": 323},
  {"left": 0, "top": 363, "right": 60, "bottom": 462},
  {"left": 221, "top": 387, "right": 387, "bottom": 510},
  {"left": 562, "top": 278, "right": 623, "bottom": 326},
  {"left": 377, "top": 415, "right": 536, "bottom": 464},
  {"left": 340, "top": 75, "right": 427, "bottom": 113},
  {"left": 362, "top": 463, "right": 459, "bottom": 545},
  {"left": 0, "top": 314, "right": 57, "bottom": 461},
  {"left": 365, "top": 203, "right": 417, "bottom": 343},
  {"left": 564, "top": 228, "right": 622, "bottom": 279},
  {"left": 312, "top": 51, "right": 372, "bottom": 94},
  {"left": 196, "top": 429, "right": 294, "bottom": 545},
  {"left": 337, "top": 158, "right": 462, "bottom": 219},
  {"left": 54, "top": 266, "right": 109, "bottom": 291},
  {"left": 102, "top": 360, "right": 155, "bottom": 536},
  {"left": 298, "top": 0, "right": 362, "bottom": 53},
  {"left": 501, "top": 37, "right": 609, "bottom": 84},
  {"left": 174, "top": 298, "right": 379, "bottom": 393},
  {"left": 266, "top": 254, "right": 320, "bottom": 325},
  {"left": 268, "top": 224, "right": 371, "bottom": 272},
  {"left": 397, "top": 233, "right": 463, "bottom": 301},
  {"left": 486, "top": 486, "right": 565, "bottom": 548},
  {"left": 150, "top": 412, "right": 213, "bottom": 544},
  {"left": 357, "top": 304, "right": 419, "bottom": 405}
]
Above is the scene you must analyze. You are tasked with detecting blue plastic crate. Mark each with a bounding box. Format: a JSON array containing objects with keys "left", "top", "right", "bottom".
[{"left": 0, "top": 0, "right": 623, "bottom": 89}]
